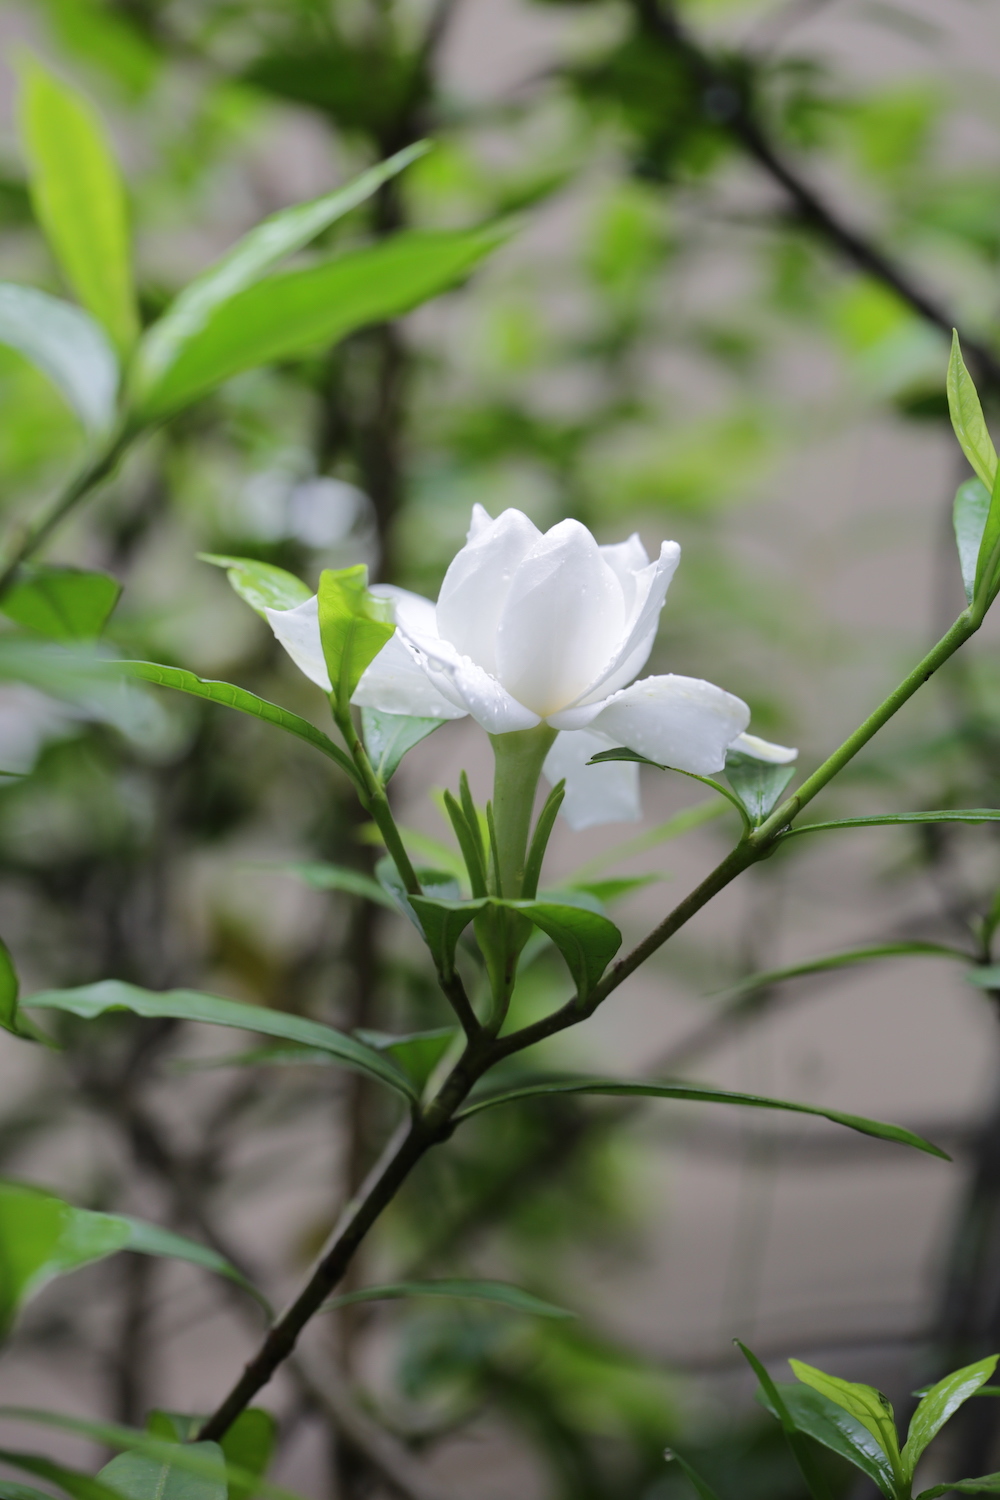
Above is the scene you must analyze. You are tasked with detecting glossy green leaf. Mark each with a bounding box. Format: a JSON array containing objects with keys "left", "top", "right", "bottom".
[
  {"left": 279, "top": 862, "right": 397, "bottom": 910},
  {"left": 318, "top": 566, "right": 394, "bottom": 710},
  {"left": 0, "top": 283, "right": 118, "bottom": 435},
  {"left": 955, "top": 478, "right": 991, "bottom": 604},
  {"left": 790, "top": 1360, "right": 902, "bottom": 1477},
  {"left": 507, "top": 900, "right": 621, "bottom": 998},
  {"left": 737, "top": 1343, "right": 833, "bottom": 1500},
  {"left": 137, "top": 143, "right": 428, "bottom": 393},
  {"left": 409, "top": 895, "right": 484, "bottom": 979},
  {"left": 199, "top": 554, "right": 311, "bottom": 617},
  {"left": 919, "top": 1476, "right": 1000, "bottom": 1497},
  {"left": 23, "top": 980, "right": 416, "bottom": 1100},
  {"left": 0, "top": 1179, "right": 260, "bottom": 1338},
  {"left": 760, "top": 1384, "right": 895, "bottom": 1497},
  {"left": 220, "top": 1410, "right": 276, "bottom": 1500},
  {"left": 724, "top": 747, "right": 795, "bottom": 825},
  {"left": 137, "top": 225, "right": 506, "bottom": 417},
  {"left": 442, "top": 787, "right": 488, "bottom": 898},
  {"left": 663, "top": 1451, "right": 723, "bottom": 1500},
  {"left": 903, "top": 1355, "right": 999, "bottom": 1477},
  {"left": 715, "top": 942, "right": 967, "bottom": 1007},
  {"left": 111, "top": 660, "right": 360, "bottom": 786},
  {"left": 354, "top": 1027, "right": 457, "bottom": 1089},
  {"left": 19, "top": 57, "right": 137, "bottom": 352},
  {"left": 1, "top": 566, "right": 120, "bottom": 640},
  {"left": 98, "top": 1445, "right": 226, "bottom": 1500},
  {"left": 781, "top": 810, "right": 1000, "bottom": 840},
  {"left": 948, "top": 332, "right": 997, "bottom": 491},
  {"left": 321, "top": 1278, "right": 575, "bottom": 1319},
  {"left": 456, "top": 1077, "right": 949, "bottom": 1157},
  {"left": 361, "top": 707, "right": 444, "bottom": 784}
]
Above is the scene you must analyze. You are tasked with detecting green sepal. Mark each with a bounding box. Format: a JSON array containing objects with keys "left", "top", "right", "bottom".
[
  {"left": 724, "top": 747, "right": 795, "bottom": 825},
  {"left": 361, "top": 708, "right": 444, "bottom": 783},
  {"left": 317, "top": 565, "right": 394, "bottom": 713}
]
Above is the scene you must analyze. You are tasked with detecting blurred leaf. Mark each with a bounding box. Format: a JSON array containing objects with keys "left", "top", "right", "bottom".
[
  {"left": 977, "top": 461, "right": 1000, "bottom": 602},
  {"left": 0, "top": 1179, "right": 261, "bottom": 1338},
  {"left": 1, "top": 566, "right": 120, "bottom": 640},
  {"left": 18, "top": 56, "right": 137, "bottom": 353},
  {"left": 137, "top": 226, "right": 506, "bottom": 417},
  {"left": 23, "top": 980, "right": 416, "bottom": 1099},
  {"left": 948, "top": 331, "right": 996, "bottom": 491},
  {"left": 522, "top": 781, "right": 566, "bottom": 900},
  {"left": 456, "top": 1077, "right": 949, "bottom": 1157},
  {"left": 569, "top": 798, "right": 726, "bottom": 880},
  {"left": 664, "top": 1450, "right": 724, "bottom": 1500},
  {"left": 0, "top": 284, "right": 117, "bottom": 435},
  {"left": 716, "top": 941, "right": 967, "bottom": 1005},
  {"left": 35, "top": 0, "right": 161, "bottom": 99},
  {"left": 0, "top": 1451, "right": 121, "bottom": 1500},
  {"left": 279, "top": 861, "right": 397, "bottom": 910},
  {"left": 242, "top": 41, "right": 418, "bottom": 136},
  {"left": 138, "top": 143, "right": 429, "bottom": 393},
  {"left": 318, "top": 566, "right": 394, "bottom": 709},
  {"left": 199, "top": 554, "right": 311, "bottom": 617},
  {"left": 902, "top": 1356, "right": 999, "bottom": 1477},
  {"left": 737, "top": 1342, "right": 833, "bottom": 1500},
  {"left": 220, "top": 1411, "right": 276, "bottom": 1500},
  {"left": 781, "top": 810, "right": 1000, "bottom": 840},
  {"left": 758, "top": 1384, "right": 895, "bottom": 1497},
  {"left": 955, "top": 478, "right": 991, "bottom": 604},
  {"left": 354, "top": 1027, "right": 457, "bottom": 1088},
  {"left": 0, "top": 1484, "right": 63, "bottom": 1500},
  {"left": 322, "top": 1278, "right": 575, "bottom": 1319},
  {"left": 361, "top": 707, "right": 443, "bottom": 783},
  {"left": 111, "top": 661, "right": 360, "bottom": 786},
  {"left": 790, "top": 1360, "right": 901, "bottom": 1474},
  {"left": 98, "top": 1445, "right": 226, "bottom": 1500},
  {"left": 0, "top": 936, "right": 47, "bottom": 1043},
  {"left": 567, "top": 875, "right": 663, "bottom": 902},
  {"left": 589, "top": 746, "right": 748, "bottom": 822},
  {"left": 724, "top": 747, "right": 795, "bottom": 824},
  {"left": 918, "top": 1477, "right": 1000, "bottom": 1497}
]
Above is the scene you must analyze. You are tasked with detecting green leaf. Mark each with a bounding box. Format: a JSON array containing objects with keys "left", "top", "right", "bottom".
[
  {"left": 0, "top": 1484, "right": 65, "bottom": 1500},
  {"left": 918, "top": 1476, "right": 1000, "bottom": 1497},
  {"left": 110, "top": 660, "right": 360, "bottom": 787},
  {"left": 955, "top": 478, "right": 991, "bottom": 604},
  {"left": 136, "top": 143, "right": 429, "bottom": 394},
  {"left": 98, "top": 1445, "right": 226, "bottom": 1500},
  {"left": 588, "top": 747, "right": 750, "bottom": 825},
  {"left": 976, "top": 459, "right": 1000, "bottom": 602},
  {"left": 724, "top": 747, "right": 795, "bottom": 825},
  {"left": 19, "top": 56, "right": 137, "bottom": 353},
  {"left": 737, "top": 1343, "right": 833, "bottom": 1500},
  {"left": 0, "top": 283, "right": 118, "bottom": 435},
  {"left": 442, "top": 787, "right": 488, "bottom": 898},
  {"left": 0, "top": 936, "right": 47, "bottom": 1043},
  {"left": 456, "top": 1077, "right": 949, "bottom": 1158},
  {"left": 967, "top": 967, "right": 1000, "bottom": 990},
  {"left": 318, "top": 565, "right": 394, "bottom": 710},
  {"left": 948, "top": 332, "right": 997, "bottom": 492},
  {"left": 1, "top": 566, "right": 120, "bottom": 640},
  {"left": 220, "top": 1411, "right": 276, "bottom": 1500},
  {"left": 715, "top": 942, "right": 968, "bottom": 1007},
  {"left": 354, "top": 1028, "right": 457, "bottom": 1090},
  {"left": 522, "top": 780, "right": 566, "bottom": 900},
  {"left": 567, "top": 875, "right": 664, "bottom": 903},
  {"left": 781, "top": 810, "right": 1000, "bottom": 841},
  {"left": 506, "top": 900, "right": 621, "bottom": 998},
  {"left": 199, "top": 554, "right": 311, "bottom": 617},
  {"left": 376, "top": 858, "right": 462, "bottom": 927},
  {"left": 137, "top": 225, "right": 506, "bottom": 418},
  {"left": 0, "top": 1179, "right": 260, "bottom": 1338},
  {"left": 760, "top": 1384, "right": 896, "bottom": 1497},
  {"left": 663, "top": 1451, "right": 724, "bottom": 1500},
  {"left": 790, "top": 1360, "right": 902, "bottom": 1478},
  {"left": 278, "top": 861, "right": 397, "bottom": 910},
  {"left": 902, "top": 1355, "right": 999, "bottom": 1477},
  {"left": 0, "top": 1451, "right": 122, "bottom": 1500},
  {"left": 362, "top": 708, "right": 444, "bottom": 784},
  {"left": 23, "top": 980, "right": 416, "bottom": 1100},
  {"left": 320, "top": 1278, "right": 575, "bottom": 1319},
  {"left": 408, "top": 895, "right": 484, "bottom": 979}
]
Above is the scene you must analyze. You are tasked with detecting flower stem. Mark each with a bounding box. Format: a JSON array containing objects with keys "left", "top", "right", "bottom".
[
  {"left": 487, "top": 726, "right": 557, "bottom": 898},
  {"left": 336, "top": 707, "right": 422, "bottom": 896}
]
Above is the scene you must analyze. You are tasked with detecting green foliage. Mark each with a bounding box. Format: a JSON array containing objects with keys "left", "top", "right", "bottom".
[
  {"left": 200, "top": 554, "right": 311, "bottom": 617},
  {"left": 280, "top": 861, "right": 398, "bottom": 910},
  {"left": 902, "top": 1355, "right": 998, "bottom": 1475},
  {"left": 780, "top": 810, "right": 1000, "bottom": 840},
  {"left": 362, "top": 708, "right": 444, "bottom": 783},
  {"left": 322, "top": 1278, "right": 575, "bottom": 1319},
  {"left": 723, "top": 747, "right": 795, "bottom": 825},
  {"left": 218, "top": 1411, "right": 276, "bottom": 1500},
  {"left": 954, "top": 478, "right": 991, "bottom": 604},
  {"left": 0, "top": 284, "right": 118, "bottom": 436},
  {"left": 97, "top": 1445, "right": 226, "bottom": 1500},
  {"left": 0, "top": 935, "right": 47, "bottom": 1042},
  {"left": 947, "top": 333, "right": 996, "bottom": 492},
  {"left": 664, "top": 1450, "right": 724, "bottom": 1500},
  {"left": 18, "top": 56, "right": 137, "bottom": 353},
  {"left": 1, "top": 566, "right": 120, "bottom": 640},
  {"left": 318, "top": 565, "right": 395, "bottom": 711},
  {"left": 736, "top": 1343, "right": 833, "bottom": 1500}
]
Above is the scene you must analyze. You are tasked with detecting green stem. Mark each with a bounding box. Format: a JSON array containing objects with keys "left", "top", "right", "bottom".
[
  {"left": 487, "top": 726, "right": 557, "bottom": 898},
  {"left": 336, "top": 707, "right": 422, "bottom": 897}
]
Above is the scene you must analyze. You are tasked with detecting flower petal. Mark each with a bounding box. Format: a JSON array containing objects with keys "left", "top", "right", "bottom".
[
  {"left": 599, "top": 533, "right": 649, "bottom": 614},
  {"left": 496, "top": 519, "right": 627, "bottom": 717},
  {"left": 544, "top": 729, "right": 641, "bottom": 831},
  {"left": 435, "top": 507, "right": 540, "bottom": 676},
  {"left": 574, "top": 540, "right": 681, "bottom": 706},
  {"left": 731, "top": 731, "right": 798, "bottom": 763},
  {"left": 409, "top": 635, "right": 541, "bottom": 733},
  {"left": 265, "top": 595, "right": 330, "bottom": 692},
  {"left": 583, "top": 673, "right": 750, "bottom": 775},
  {"left": 352, "top": 633, "right": 466, "bottom": 719}
]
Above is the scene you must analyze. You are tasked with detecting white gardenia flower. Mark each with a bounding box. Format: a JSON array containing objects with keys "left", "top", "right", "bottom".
[{"left": 264, "top": 505, "right": 796, "bottom": 830}]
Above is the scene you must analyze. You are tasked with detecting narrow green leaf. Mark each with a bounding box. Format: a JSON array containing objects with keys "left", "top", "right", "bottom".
[
  {"left": 0, "top": 936, "right": 47, "bottom": 1044},
  {"left": 277, "top": 861, "right": 397, "bottom": 910},
  {"left": 663, "top": 1451, "right": 723, "bottom": 1500},
  {"left": 903, "top": 1355, "right": 999, "bottom": 1477},
  {"left": 0, "top": 1483, "right": 63, "bottom": 1500},
  {"left": 948, "top": 332, "right": 997, "bottom": 491},
  {"left": 361, "top": 708, "right": 443, "bottom": 783},
  {"left": 199, "top": 554, "right": 311, "bottom": 617},
  {"left": 317, "top": 566, "right": 394, "bottom": 711},
  {"left": 443, "top": 790, "right": 488, "bottom": 898},
  {"left": 976, "top": 459, "right": 1000, "bottom": 602},
  {"left": 790, "top": 1360, "right": 902, "bottom": 1476},
  {"left": 456, "top": 1077, "right": 949, "bottom": 1158},
  {"left": 781, "top": 810, "right": 1000, "bottom": 840},
  {"left": 0, "top": 283, "right": 117, "bottom": 435},
  {"left": 0, "top": 1179, "right": 262, "bottom": 1338},
  {"left": 320, "top": 1278, "right": 575, "bottom": 1319},
  {"left": 0, "top": 1451, "right": 122, "bottom": 1500},
  {"left": 98, "top": 1444, "right": 226, "bottom": 1500},
  {"left": 220, "top": 1411, "right": 276, "bottom": 1500},
  {"left": 761, "top": 1384, "right": 896, "bottom": 1497},
  {"left": 409, "top": 895, "right": 485, "bottom": 978},
  {"left": 354, "top": 1028, "right": 457, "bottom": 1090},
  {"left": 137, "top": 143, "right": 428, "bottom": 393},
  {"left": 715, "top": 942, "right": 968, "bottom": 1007},
  {"left": 955, "top": 479, "right": 991, "bottom": 604},
  {"left": 376, "top": 858, "right": 462, "bottom": 928},
  {"left": 568, "top": 798, "right": 726, "bottom": 881},
  {"left": 522, "top": 780, "right": 566, "bottom": 900},
  {"left": 588, "top": 747, "right": 750, "bottom": 825},
  {"left": 19, "top": 56, "right": 137, "bottom": 352},
  {"left": 2, "top": 566, "right": 120, "bottom": 640},
  {"left": 737, "top": 1342, "right": 832, "bottom": 1500},
  {"left": 505, "top": 900, "right": 621, "bottom": 998},
  {"left": 110, "top": 660, "right": 360, "bottom": 786},
  {"left": 137, "top": 225, "right": 506, "bottom": 417},
  {"left": 567, "top": 875, "right": 664, "bottom": 903},
  {"left": 724, "top": 747, "right": 795, "bottom": 825},
  {"left": 919, "top": 1476, "right": 1000, "bottom": 1497},
  {"left": 967, "top": 967, "right": 1000, "bottom": 990},
  {"left": 23, "top": 980, "right": 416, "bottom": 1100}
]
